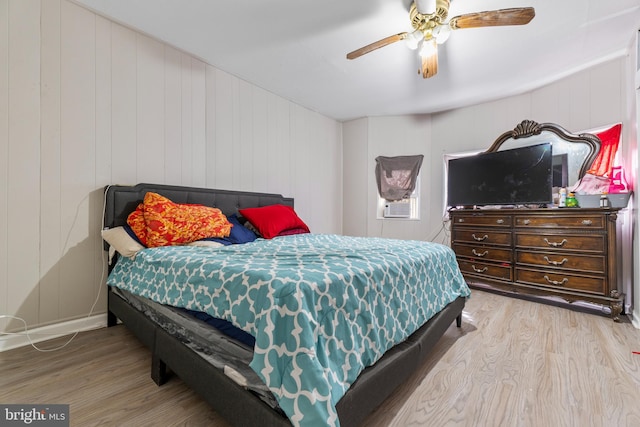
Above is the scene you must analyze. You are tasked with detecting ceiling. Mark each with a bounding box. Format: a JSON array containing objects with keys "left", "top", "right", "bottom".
[{"left": 74, "top": 0, "right": 640, "bottom": 122}]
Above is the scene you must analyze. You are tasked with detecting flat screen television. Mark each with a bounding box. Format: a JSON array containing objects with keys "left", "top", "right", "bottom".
[{"left": 447, "top": 142, "right": 553, "bottom": 207}]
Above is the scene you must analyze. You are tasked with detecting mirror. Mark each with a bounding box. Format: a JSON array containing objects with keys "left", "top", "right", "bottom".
[{"left": 486, "top": 120, "right": 600, "bottom": 188}]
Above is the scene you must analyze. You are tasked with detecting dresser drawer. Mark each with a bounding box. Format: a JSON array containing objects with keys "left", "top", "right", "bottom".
[
  {"left": 451, "top": 214, "right": 512, "bottom": 228},
  {"left": 453, "top": 229, "right": 512, "bottom": 246},
  {"left": 458, "top": 259, "right": 512, "bottom": 281},
  {"left": 515, "top": 233, "right": 605, "bottom": 253},
  {"left": 516, "top": 250, "right": 605, "bottom": 274},
  {"left": 454, "top": 243, "right": 512, "bottom": 263},
  {"left": 515, "top": 268, "right": 605, "bottom": 295},
  {"left": 515, "top": 214, "right": 604, "bottom": 229}
]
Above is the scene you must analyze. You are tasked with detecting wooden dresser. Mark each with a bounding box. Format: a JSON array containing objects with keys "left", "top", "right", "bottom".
[{"left": 449, "top": 207, "right": 624, "bottom": 321}]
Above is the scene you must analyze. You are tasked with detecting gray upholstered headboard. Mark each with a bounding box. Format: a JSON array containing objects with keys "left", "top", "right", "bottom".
[{"left": 104, "top": 182, "right": 294, "bottom": 231}]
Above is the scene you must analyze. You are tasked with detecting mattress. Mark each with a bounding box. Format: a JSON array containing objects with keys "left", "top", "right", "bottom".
[{"left": 111, "top": 286, "right": 284, "bottom": 414}]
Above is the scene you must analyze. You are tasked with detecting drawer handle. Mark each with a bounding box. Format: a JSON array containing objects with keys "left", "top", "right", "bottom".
[
  {"left": 522, "top": 219, "right": 531, "bottom": 225},
  {"left": 543, "top": 256, "right": 568, "bottom": 266},
  {"left": 496, "top": 219, "right": 505, "bottom": 224},
  {"left": 543, "top": 238, "right": 567, "bottom": 248},
  {"left": 472, "top": 265, "right": 488, "bottom": 273},
  {"left": 472, "top": 234, "right": 489, "bottom": 241},
  {"left": 472, "top": 249, "right": 489, "bottom": 257},
  {"left": 582, "top": 219, "right": 593, "bottom": 226},
  {"left": 543, "top": 275, "right": 569, "bottom": 286},
  {"left": 458, "top": 218, "right": 465, "bottom": 223}
]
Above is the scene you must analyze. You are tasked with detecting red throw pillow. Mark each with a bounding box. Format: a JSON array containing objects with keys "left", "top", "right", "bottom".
[{"left": 238, "top": 204, "right": 309, "bottom": 239}]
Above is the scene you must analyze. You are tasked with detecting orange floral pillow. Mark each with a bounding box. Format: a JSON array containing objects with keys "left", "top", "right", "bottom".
[
  {"left": 127, "top": 204, "right": 148, "bottom": 246},
  {"left": 127, "top": 192, "right": 232, "bottom": 248}
]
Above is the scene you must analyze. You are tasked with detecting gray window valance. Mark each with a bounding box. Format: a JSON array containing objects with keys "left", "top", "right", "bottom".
[{"left": 375, "top": 155, "right": 424, "bottom": 201}]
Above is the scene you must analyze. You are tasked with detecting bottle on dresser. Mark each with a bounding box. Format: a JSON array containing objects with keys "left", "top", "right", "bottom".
[{"left": 558, "top": 188, "right": 567, "bottom": 207}]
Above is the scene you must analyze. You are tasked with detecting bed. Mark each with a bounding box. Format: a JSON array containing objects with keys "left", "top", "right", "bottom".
[{"left": 103, "top": 183, "right": 470, "bottom": 427}]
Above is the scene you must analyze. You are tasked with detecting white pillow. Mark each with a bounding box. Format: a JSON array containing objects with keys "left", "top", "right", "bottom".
[
  {"left": 186, "top": 240, "right": 224, "bottom": 248},
  {"left": 101, "top": 227, "right": 145, "bottom": 259}
]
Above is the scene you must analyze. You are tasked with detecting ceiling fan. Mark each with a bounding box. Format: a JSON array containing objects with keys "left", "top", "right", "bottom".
[{"left": 346, "top": 0, "right": 535, "bottom": 78}]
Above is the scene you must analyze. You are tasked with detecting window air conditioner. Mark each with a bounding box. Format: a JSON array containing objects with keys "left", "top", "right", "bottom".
[{"left": 383, "top": 200, "right": 411, "bottom": 218}]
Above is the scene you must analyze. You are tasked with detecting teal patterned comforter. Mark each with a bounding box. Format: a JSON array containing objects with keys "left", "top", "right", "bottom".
[{"left": 107, "top": 234, "right": 470, "bottom": 426}]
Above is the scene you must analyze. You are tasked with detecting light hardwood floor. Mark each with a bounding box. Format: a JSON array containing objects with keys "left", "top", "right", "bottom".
[{"left": 1, "top": 290, "right": 639, "bottom": 427}]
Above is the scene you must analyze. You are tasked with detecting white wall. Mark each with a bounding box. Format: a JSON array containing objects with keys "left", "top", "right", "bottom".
[
  {"left": 0, "top": 0, "right": 342, "bottom": 335},
  {"left": 343, "top": 55, "right": 637, "bottom": 319}
]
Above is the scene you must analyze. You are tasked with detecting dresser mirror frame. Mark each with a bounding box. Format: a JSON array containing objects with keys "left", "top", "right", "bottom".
[{"left": 485, "top": 120, "right": 600, "bottom": 188}]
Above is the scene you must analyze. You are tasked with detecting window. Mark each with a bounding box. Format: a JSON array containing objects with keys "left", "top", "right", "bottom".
[{"left": 375, "top": 155, "right": 424, "bottom": 220}]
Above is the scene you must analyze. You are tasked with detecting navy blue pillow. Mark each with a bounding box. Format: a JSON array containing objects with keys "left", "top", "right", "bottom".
[{"left": 227, "top": 213, "right": 258, "bottom": 244}]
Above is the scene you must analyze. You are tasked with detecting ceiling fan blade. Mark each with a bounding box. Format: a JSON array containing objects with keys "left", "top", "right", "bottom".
[
  {"left": 450, "top": 7, "right": 535, "bottom": 30},
  {"left": 346, "top": 33, "right": 408, "bottom": 60},
  {"left": 420, "top": 40, "right": 438, "bottom": 78}
]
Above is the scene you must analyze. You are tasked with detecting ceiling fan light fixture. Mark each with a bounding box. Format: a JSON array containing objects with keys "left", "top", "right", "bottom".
[
  {"left": 433, "top": 24, "right": 451, "bottom": 44},
  {"left": 405, "top": 29, "right": 424, "bottom": 50},
  {"left": 419, "top": 38, "right": 437, "bottom": 58}
]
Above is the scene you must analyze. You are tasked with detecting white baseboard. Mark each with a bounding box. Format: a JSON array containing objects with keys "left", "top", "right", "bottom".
[{"left": 0, "top": 314, "right": 108, "bottom": 352}]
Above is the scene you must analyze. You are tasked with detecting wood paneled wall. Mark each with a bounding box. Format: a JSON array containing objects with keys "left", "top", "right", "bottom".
[{"left": 0, "top": 0, "right": 342, "bottom": 334}]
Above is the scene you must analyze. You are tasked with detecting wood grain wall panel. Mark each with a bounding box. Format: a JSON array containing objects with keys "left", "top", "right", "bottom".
[
  {"left": 136, "top": 35, "right": 165, "bottom": 185},
  {"left": 93, "top": 14, "right": 112, "bottom": 311},
  {"left": 190, "top": 58, "right": 206, "bottom": 187},
  {"left": 59, "top": 1, "right": 96, "bottom": 319},
  {"left": 94, "top": 16, "right": 112, "bottom": 187},
  {"left": 314, "top": 116, "right": 342, "bottom": 233},
  {"left": 238, "top": 80, "right": 254, "bottom": 191},
  {"left": 110, "top": 24, "right": 137, "bottom": 185},
  {"left": 251, "top": 87, "right": 268, "bottom": 193},
  {"left": 163, "top": 46, "right": 183, "bottom": 185},
  {"left": 40, "top": 0, "right": 62, "bottom": 324},
  {"left": 204, "top": 64, "right": 217, "bottom": 187},
  {"left": 265, "top": 92, "right": 279, "bottom": 194},
  {"left": 180, "top": 53, "right": 193, "bottom": 186},
  {"left": 589, "top": 60, "right": 623, "bottom": 126},
  {"left": 0, "top": 0, "right": 9, "bottom": 329},
  {"left": 7, "top": 0, "right": 41, "bottom": 327},
  {"left": 304, "top": 113, "right": 324, "bottom": 231},
  {"left": 342, "top": 119, "right": 368, "bottom": 237},
  {"left": 212, "top": 69, "right": 234, "bottom": 190},
  {"left": 274, "top": 96, "right": 292, "bottom": 198},
  {"left": 230, "top": 78, "right": 242, "bottom": 189},
  {"left": 567, "top": 72, "right": 591, "bottom": 131},
  {"left": 289, "top": 105, "right": 306, "bottom": 218}
]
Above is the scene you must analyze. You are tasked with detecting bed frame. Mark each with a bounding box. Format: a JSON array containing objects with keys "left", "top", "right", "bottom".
[{"left": 104, "top": 183, "right": 466, "bottom": 427}]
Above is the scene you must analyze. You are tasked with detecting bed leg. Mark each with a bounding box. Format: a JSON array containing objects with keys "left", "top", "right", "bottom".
[
  {"left": 456, "top": 314, "right": 462, "bottom": 328},
  {"left": 107, "top": 310, "right": 118, "bottom": 327},
  {"left": 151, "top": 352, "right": 169, "bottom": 385}
]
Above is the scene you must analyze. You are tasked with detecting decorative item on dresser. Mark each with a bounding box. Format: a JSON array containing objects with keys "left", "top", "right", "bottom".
[
  {"left": 450, "top": 208, "right": 624, "bottom": 321},
  {"left": 448, "top": 119, "right": 625, "bottom": 321}
]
